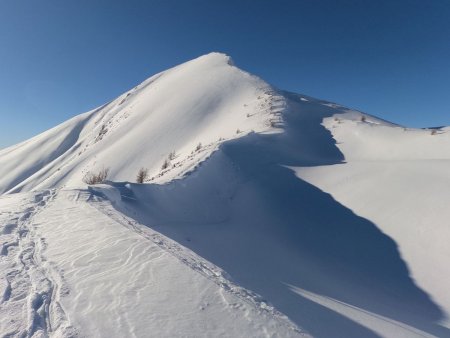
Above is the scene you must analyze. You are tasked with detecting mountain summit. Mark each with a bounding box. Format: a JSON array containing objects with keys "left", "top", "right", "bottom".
[{"left": 0, "top": 52, "right": 277, "bottom": 193}]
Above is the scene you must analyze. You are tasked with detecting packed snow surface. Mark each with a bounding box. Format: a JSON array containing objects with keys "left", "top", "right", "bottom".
[{"left": 1, "top": 53, "right": 450, "bottom": 337}]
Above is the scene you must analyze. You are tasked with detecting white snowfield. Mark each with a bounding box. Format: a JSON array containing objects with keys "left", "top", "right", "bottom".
[
  {"left": 0, "top": 189, "right": 300, "bottom": 337},
  {"left": 0, "top": 52, "right": 449, "bottom": 337}
]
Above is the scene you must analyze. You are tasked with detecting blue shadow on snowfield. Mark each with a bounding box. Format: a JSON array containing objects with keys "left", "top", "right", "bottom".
[{"left": 115, "top": 92, "right": 449, "bottom": 337}]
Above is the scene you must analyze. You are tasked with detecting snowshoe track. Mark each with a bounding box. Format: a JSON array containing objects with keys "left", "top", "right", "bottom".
[{"left": 0, "top": 190, "right": 77, "bottom": 338}]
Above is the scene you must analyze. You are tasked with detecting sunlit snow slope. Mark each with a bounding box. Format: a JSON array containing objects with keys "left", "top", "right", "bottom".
[
  {"left": 0, "top": 52, "right": 279, "bottom": 194},
  {"left": 1, "top": 53, "right": 450, "bottom": 338}
]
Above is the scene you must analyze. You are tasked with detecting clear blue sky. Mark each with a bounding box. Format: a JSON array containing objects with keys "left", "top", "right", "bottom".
[{"left": 1, "top": 0, "right": 449, "bottom": 148}]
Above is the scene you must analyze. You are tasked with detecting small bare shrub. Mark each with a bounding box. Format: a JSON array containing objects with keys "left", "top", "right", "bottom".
[
  {"left": 431, "top": 129, "right": 437, "bottom": 135},
  {"left": 360, "top": 116, "right": 367, "bottom": 122},
  {"left": 161, "top": 158, "right": 170, "bottom": 170},
  {"left": 95, "top": 124, "right": 108, "bottom": 142},
  {"left": 168, "top": 151, "right": 176, "bottom": 161},
  {"left": 83, "top": 167, "right": 109, "bottom": 185},
  {"left": 195, "top": 142, "right": 202, "bottom": 151},
  {"left": 136, "top": 167, "right": 149, "bottom": 183},
  {"left": 236, "top": 129, "right": 241, "bottom": 134}
]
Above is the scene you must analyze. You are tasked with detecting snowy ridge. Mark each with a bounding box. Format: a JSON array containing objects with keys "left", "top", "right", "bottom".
[
  {"left": 1, "top": 53, "right": 450, "bottom": 337},
  {"left": 0, "top": 52, "right": 283, "bottom": 194},
  {"left": 323, "top": 112, "right": 450, "bottom": 160},
  {"left": 97, "top": 90, "right": 450, "bottom": 337}
]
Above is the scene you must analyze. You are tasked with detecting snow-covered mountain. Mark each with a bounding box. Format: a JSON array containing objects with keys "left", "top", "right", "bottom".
[
  {"left": 1, "top": 53, "right": 449, "bottom": 338},
  {"left": 0, "top": 53, "right": 277, "bottom": 194}
]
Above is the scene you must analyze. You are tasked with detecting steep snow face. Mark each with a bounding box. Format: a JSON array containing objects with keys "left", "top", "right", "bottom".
[
  {"left": 0, "top": 111, "right": 95, "bottom": 194},
  {"left": 0, "top": 53, "right": 281, "bottom": 194}
]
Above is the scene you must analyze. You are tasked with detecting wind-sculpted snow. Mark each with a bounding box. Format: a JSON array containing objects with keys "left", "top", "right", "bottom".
[{"left": 30, "top": 189, "right": 304, "bottom": 337}]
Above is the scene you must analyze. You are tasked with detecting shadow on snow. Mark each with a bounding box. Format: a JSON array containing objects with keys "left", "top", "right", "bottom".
[{"left": 114, "top": 93, "right": 449, "bottom": 337}]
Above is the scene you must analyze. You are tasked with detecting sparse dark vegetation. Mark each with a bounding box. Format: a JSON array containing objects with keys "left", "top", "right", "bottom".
[
  {"left": 161, "top": 158, "right": 170, "bottom": 170},
  {"left": 160, "top": 151, "right": 177, "bottom": 171},
  {"left": 95, "top": 124, "right": 108, "bottom": 142},
  {"left": 83, "top": 167, "right": 109, "bottom": 185},
  {"left": 196, "top": 142, "right": 202, "bottom": 151},
  {"left": 136, "top": 167, "right": 149, "bottom": 183},
  {"left": 361, "top": 116, "right": 367, "bottom": 122}
]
